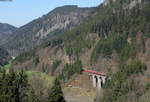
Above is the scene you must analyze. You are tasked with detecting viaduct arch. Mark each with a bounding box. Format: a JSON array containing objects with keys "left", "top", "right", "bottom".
[{"left": 83, "top": 69, "right": 107, "bottom": 89}]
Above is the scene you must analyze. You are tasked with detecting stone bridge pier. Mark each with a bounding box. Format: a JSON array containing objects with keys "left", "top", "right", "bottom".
[
  {"left": 83, "top": 69, "right": 107, "bottom": 89},
  {"left": 92, "top": 74, "right": 106, "bottom": 89}
]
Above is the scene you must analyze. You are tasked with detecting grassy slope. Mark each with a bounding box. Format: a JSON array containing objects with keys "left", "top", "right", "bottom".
[
  {"left": 1, "top": 63, "right": 55, "bottom": 88},
  {"left": 26, "top": 71, "right": 55, "bottom": 101},
  {"left": 26, "top": 70, "right": 55, "bottom": 86},
  {"left": 2, "top": 63, "right": 11, "bottom": 70}
]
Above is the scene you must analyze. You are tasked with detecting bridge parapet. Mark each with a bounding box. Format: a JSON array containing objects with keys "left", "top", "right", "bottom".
[{"left": 83, "top": 69, "right": 106, "bottom": 76}]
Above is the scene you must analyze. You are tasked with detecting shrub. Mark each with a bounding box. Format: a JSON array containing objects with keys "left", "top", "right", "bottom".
[
  {"left": 48, "top": 78, "right": 65, "bottom": 102},
  {"left": 60, "top": 59, "right": 82, "bottom": 81},
  {"left": 33, "top": 56, "right": 40, "bottom": 65}
]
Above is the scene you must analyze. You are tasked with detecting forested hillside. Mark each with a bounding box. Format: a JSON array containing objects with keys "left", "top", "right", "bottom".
[
  {"left": 0, "top": 23, "right": 17, "bottom": 45},
  {"left": 0, "top": 48, "right": 10, "bottom": 66},
  {"left": 1, "top": 0, "right": 150, "bottom": 102},
  {"left": 0, "top": 69, "right": 65, "bottom": 102},
  {"left": 0, "top": 5, "right": 94, "bottom": 56}
]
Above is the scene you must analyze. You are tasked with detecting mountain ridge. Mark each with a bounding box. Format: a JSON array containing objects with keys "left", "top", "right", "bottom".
[
  {"left": 0, "top": 23, "right": 17, "bottom": 43},
  {"left": 0, "top": 5, "right": 94, "bottom": 56},
  {"left": 11, "top": 0, "right": 150, "bottom": 102}
]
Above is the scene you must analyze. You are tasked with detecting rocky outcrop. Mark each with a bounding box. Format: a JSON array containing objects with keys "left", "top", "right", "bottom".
[{"left": 1, "top": 5, "right": 93, "bottom": 56}]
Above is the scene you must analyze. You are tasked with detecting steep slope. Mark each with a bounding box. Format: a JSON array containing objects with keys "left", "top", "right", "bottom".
[
  {"left": 1, "top": 5, "right": 94, "bottom": 56},
  {"left": 11, "top": 0, "right": 150, "bottom": 102},
  {"left": 63, "top": 74, "right": 96, "bottom": 102},
  {"left": 0, "top": 48, "right": 10, "bottom": 66},
  {"left": 0, "top": 23, "right": 17, "bottom": 43}
]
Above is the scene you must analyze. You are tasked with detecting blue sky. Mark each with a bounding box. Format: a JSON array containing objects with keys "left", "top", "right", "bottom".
[{"left": 0, "top": 0, "right": 103, "bottom": 27}]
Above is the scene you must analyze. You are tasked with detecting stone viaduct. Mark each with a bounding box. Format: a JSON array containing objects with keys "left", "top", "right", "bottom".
[{"left": 83, "top": 69, "right": 107, "bottom": 89}]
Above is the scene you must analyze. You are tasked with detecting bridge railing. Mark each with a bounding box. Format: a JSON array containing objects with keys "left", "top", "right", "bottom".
[{"left": 83, "top": 69, "right": 106, "bottom": 76}]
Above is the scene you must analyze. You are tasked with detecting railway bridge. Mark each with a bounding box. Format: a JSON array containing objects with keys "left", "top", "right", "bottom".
[{"left": 83, "top": 69, "right": 107, "bottom": 89}]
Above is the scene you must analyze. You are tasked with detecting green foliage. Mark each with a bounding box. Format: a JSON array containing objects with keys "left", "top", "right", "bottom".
[
  {"left": 14, "top": 49, "right": 36, "bottom": 63},
  {"left": 65, "top": 46, "right": 73, "bottom": 57},
  {"left": 41, "top": 64, "right": 50, "bottom": 74},
  {"left": 103, "top": 60, "right": 147, "bottom": 102},
  {"left": 0, "top": 48, "right": 9, "bottom": 66},
  {"left": 26, "top": 71, "right": 55, "bottom": 102},
  {"left": 2, "top": 1, "right": 149, "bottom": 102},
  {"left": 0, "top": 69, "right": 33, "bottom": 102},
  {"left": 52, "top": 0, "right": 150, "bottom": 64},
  {"left": 119, "top": 43, "right": 137, "bottom": 62},
  {"left": 48, "top": 78, "right": 65, "bottom": 102},
  {"left": 0, "top": 69, "right": 55, "bottom": 102},
  {"left": 90, "top": 0, "right": 150, "bottom": 61},
  {"left": 26, "top": 71, "right": 55, "bottom": 85},
  {"left": 33, "top": 56, "right": 40, "bottom": 65},
  {"left": 42, "top": 38, "right": 63, "bottom": 48},
  {"left": 121, "top": 60, "right": 147, "bottom": 76},
  {"left": 1, "top": 63, "right": 11, "bottom": 72},
  {"left": 51, "top": 60, "right": 61, "bottom": 74},
  {"left": 27, "top": 88, "right": 40, "bottom": 102},
  {"left": 93, "top": 0, "right": 150, "bottom": 38},
  {"left": 59, "top": 59, "right": 82, "bottom": 81},
  {"left": 108, "top": 60, "right": 147, "bottom": 88},
  {"left": 48, "top": 1, "right": 150, "bottom": 102},
  {"left": 0, "top": 48, "right": 9, "bottom": 59},
  {"left": 92, "top": 34, "right": 127, "bottom": 60}
]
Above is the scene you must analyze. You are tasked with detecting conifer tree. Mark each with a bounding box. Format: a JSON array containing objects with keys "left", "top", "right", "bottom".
[
  {"left": 0, "top": 69, "right": 31, "bottom": 102},
  {"left": 48, "top": 78, "right": 65, "bottom": 102},
  {"left": 27, "top": 88, "right": 40, "bottom": 102}
]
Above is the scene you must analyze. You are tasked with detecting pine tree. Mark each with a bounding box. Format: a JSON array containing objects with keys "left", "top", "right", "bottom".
[
  {"left": 27, "top": 88, "right": 40, "bottom": 102},
  {"left": 48, "top": 78, "right": 65, "bottom": 102},
  {"left": 0, "top": 69, "right": 31, "bottom": 102},
  {"left": 14, "top": 70, "right": 29, "bottom": 102}
]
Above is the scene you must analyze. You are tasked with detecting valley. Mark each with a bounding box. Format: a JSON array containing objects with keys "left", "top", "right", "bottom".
[{"left": 0, "top": 0, "right": 150, "bottom": 102}]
